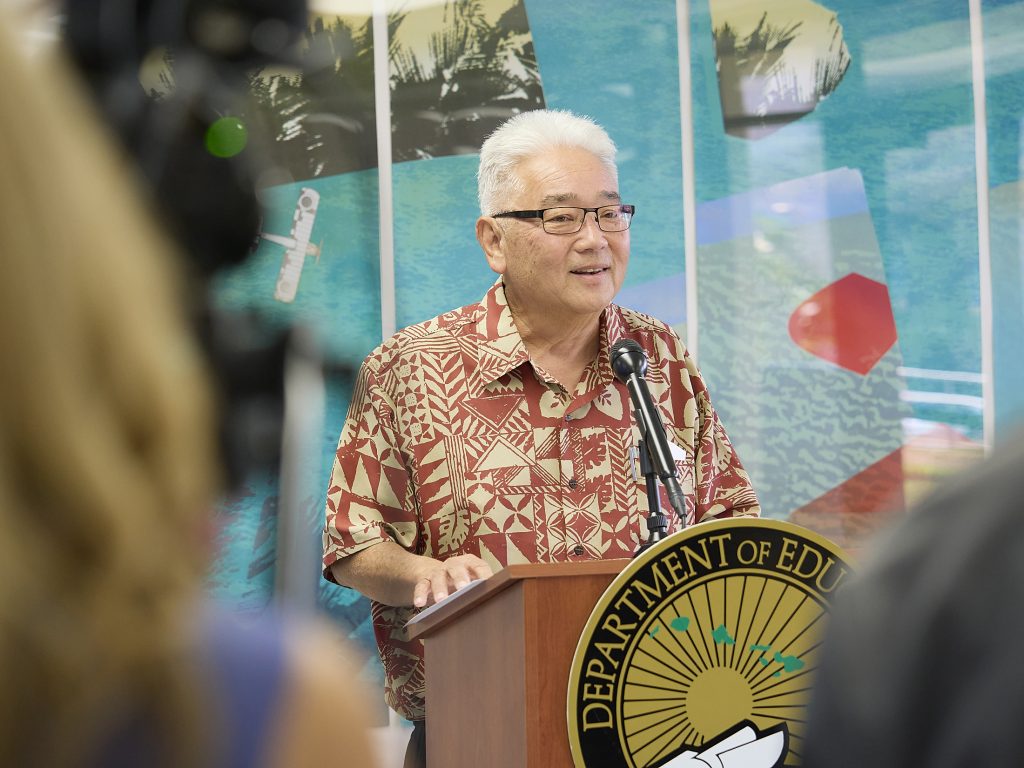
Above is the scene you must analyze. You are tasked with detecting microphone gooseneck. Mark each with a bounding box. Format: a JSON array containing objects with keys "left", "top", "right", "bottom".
[{"left": 610, "top": 339, "right": 688, "bottom": 530}]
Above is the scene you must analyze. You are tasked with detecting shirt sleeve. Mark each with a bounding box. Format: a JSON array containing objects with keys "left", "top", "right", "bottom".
[
  {"left": 322, "top": 358, "right": 419, "bottom": 583},
  {"left": 682, "top": 350, "right": 762, "bottom": 522}
]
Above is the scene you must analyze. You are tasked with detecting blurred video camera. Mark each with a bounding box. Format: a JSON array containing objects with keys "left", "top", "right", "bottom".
[{"left": 63, "top": 0, "right": 313, "bottom": 490}]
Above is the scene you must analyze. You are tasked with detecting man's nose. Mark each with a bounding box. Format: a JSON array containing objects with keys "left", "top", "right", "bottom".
[{"left": 577, "top": 210, "right": 607, "bottom": 240}]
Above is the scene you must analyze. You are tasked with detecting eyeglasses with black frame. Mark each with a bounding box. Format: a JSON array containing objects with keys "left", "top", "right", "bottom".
[{"left": 491, "top": 204, "right": 635, "bottom": 234}]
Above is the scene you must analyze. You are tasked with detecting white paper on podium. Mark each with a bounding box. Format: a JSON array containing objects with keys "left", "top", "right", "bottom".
[{"left": 404, "top": 578, "right": 488, "bottom": 627}]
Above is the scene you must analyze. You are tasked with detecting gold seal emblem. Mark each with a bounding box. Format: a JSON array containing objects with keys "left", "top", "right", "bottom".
[{"left": 567, "top": 519, "right": 852, "bottom": 767}]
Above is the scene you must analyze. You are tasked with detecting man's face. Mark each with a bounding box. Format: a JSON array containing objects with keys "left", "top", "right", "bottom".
[{"left": 482, "top": 146, "right": 630, "bottom": 328}]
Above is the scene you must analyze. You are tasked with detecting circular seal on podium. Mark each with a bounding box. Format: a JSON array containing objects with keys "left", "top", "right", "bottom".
[{"left": 567, "top": 518, "right": 853, "bottom": 768}]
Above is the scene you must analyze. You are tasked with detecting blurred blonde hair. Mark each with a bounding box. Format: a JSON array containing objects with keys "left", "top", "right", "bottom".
[{"left": 0, "top": 16, "right": 219, "bottom": 767}]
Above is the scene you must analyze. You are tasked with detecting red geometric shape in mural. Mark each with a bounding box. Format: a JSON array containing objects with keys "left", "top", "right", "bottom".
[
  {"left": 787, "top": 448, "right": 906, "bottom": 555},
  {"left": 788, "top": 272, "right": 898, "bottom": 375}
]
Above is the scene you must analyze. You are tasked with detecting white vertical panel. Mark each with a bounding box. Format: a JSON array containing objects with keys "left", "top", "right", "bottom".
[
  {"left": 373, "top": 1, "right": 397, "bottom": 341},
  {"left": 275, "top": 332, "right": 325, "bottom": 611},
  {"left": 676, "top": 0, "right": 699, "bottom": 359},
  {"left": 371, "top": 4, "right": 405, "bottom": 742},
  {"left": 969, "top": 0, "right": 995, "bottom": 452}
]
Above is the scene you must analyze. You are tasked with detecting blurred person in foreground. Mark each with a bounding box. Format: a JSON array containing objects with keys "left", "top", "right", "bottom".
[
  {"left": 803, "top": 433, "right": 1024, "bottom": 768},
  {"left": 323, "top": 108, "right": 761, "bottom": 767},
  {"left": 0, "top": 16, "right": 376, "bottom": 768}
]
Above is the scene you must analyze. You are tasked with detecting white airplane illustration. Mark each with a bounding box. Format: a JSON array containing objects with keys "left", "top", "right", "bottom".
[{"left": 259, "top": 187, "right": 322, "bottom": 303}]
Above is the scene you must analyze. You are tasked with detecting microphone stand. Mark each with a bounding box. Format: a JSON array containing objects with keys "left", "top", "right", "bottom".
[
  {"left": 610, "top": 337, "right": 689, "bottom": 558},
  {"left": 635, "top": 436, "right": 669, "bottom": 558}
]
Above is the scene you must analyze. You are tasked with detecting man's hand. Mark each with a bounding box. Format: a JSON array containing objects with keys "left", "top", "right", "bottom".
[
  {"left": 329, "top": 542, "right": 494, "bottom": 608},
  {"left": 413, "top": 554, "right": 493, "bottom": 608}
]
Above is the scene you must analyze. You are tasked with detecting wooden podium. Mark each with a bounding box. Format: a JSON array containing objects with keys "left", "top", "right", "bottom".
[{"left": 406, "top": 559, "right": 628, "bottom": 767}]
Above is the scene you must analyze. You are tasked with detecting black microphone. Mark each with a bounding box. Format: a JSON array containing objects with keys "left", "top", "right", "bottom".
[{"left": 610, "top": 338, "right": 688, "bottom": 524}]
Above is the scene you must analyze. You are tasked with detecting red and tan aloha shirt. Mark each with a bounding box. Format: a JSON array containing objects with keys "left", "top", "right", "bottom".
[{"left": 323, "top": 280, "right": 760, "bottom": 720}]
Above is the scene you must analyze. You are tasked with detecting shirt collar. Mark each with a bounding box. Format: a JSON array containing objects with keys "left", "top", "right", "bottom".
[
  {"left": 578, "top": 300, "right": 627, "bottom": 396},
  {"left": 471, "top": 280, "right": 530, "bottom": 392},
  {"left": 472, "top": 279, "right": 630, "bottom": 395}
]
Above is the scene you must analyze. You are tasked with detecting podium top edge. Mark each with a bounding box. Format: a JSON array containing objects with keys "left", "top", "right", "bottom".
[{"left": 406, "top": 558, "right": 630, "bottom": 640}]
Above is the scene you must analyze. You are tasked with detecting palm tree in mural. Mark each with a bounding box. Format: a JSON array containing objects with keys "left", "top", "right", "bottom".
[
  {"left": 389, "top": 0, "right": 544, "bottom": 161},
  {"left": 242, "top": 15, "right": 387, "bottom": 179},
  {"left": 713, "top": 12, "right": 850, "bottom": 140},
  {"left": 814, "top": 15, "right": 851, "bottom": 99},
  {"left": 241, "top": 0, "right": 543, "bottom": 182}
]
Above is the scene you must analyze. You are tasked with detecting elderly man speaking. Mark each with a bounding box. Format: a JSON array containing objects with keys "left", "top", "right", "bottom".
[{"left": 323, "top": 109, "right": 760, "bottom": 767}]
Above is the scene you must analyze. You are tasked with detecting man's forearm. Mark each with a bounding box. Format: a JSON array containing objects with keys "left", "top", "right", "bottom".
[
  {"left": 330, "top": 541, "right": 436, "bottom": 607},
  {"left": 330, "top": 541, "right": 495, "bottom": 608}
]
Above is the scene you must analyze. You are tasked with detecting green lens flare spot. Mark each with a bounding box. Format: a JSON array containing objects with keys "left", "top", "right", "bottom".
[{"left": 205, "top": 117, "right": 248, "bottom": 158}]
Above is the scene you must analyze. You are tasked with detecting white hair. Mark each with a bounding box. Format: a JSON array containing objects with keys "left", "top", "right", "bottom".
[{"left": 477, "top": 109, "right": 618, "bottom": 216}]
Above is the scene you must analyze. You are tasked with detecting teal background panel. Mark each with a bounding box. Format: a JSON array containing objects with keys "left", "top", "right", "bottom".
[
  {"left": 981, "top": 0, "right": 1024, "bottom": 190},
  {"left": 697, "top": 169, "right": 906, "bottom": 518},
  {"left": 208, "top": 170, "right": 382, "bottom": 613},
  {"left": 206, "top": 470, "right": 280, "bottom": 610},
  {"left": 526, "top": 0, "right": 688, "bottom": 295},
  {"left": 983, "top": 0, "right": 1024, "bottom": 441},
  {"left": 991, "top": 181, "right": 1024, "bottom": 442},
  {"left": 689, "top": 0, "right": 982, "bottom": 441},
  {"left": 212, "top": 172, "right": 383, "bottom": 364},
  {"left": 393, "top": 155, "right": 494, "bottom": 329}
]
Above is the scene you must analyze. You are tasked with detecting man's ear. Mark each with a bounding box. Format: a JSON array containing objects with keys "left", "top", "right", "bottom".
[{"left": 476, "top": 216, "right": 506, "bottom": 275}]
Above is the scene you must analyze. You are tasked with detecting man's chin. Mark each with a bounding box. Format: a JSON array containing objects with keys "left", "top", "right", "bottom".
[{"left": 562, "top": 296, "right": 615, "bottom": 321}]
